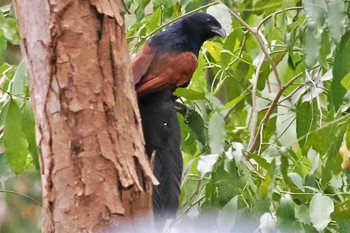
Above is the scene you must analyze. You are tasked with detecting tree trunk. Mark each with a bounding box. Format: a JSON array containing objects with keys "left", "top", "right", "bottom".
[{"left": 13, "top": 0, "right": 157, "bottom": 232}]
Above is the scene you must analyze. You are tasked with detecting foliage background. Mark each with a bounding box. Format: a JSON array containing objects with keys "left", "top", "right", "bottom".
[{"left": 1, "top": 0, "right": 350, "bottom": 232}]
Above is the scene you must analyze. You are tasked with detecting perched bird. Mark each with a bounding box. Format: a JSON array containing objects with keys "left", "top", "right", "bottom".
[
  {"left": 133, "top": 12, "right": 226, "bottom": 96},
  {"left": 132, "top": 12, "right": 226, "bottom": 220}
]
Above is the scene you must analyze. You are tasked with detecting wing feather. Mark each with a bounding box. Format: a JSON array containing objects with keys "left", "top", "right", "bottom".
[
  {"left": 134, "top": 52, "right": 198, "bottom": 96},
  {"left": 131, "top": 42, "right": 156, "bottom": 85}
]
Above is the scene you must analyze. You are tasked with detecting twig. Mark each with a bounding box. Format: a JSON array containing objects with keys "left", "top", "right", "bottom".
[
  {"left": 182, "top": 195, "right": 205, "bottom": 214},
  {"left": 257, "top": 6, "right": 304, "bottom": 31},
  {"left": 248, "top": 53, "right": 266, "bottom": 147},
  {"left": 224, "top": 32, "right": 248, "bottom": 72},
  {"left": 0, "top": 189, "right": 43, "bottom": 207},
  {"left": 248, "top": 72, "right": 304, "bottom": 152}
]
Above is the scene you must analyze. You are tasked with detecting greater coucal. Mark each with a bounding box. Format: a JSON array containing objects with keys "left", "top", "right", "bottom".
[{"left": 132, "top": 12, "right": 226, "bottom": 221}]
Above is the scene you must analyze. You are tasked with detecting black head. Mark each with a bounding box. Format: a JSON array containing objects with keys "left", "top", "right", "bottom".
[
  {"left": 150, "top": 12, "right": 226, "bottom": 56},
  {"left": 180, "top": 12, "right": 226, "bottom": 40}
]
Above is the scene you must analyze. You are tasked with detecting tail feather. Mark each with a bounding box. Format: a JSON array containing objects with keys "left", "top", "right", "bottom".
[{"left": 138, "top": 91, "right": 183, "bottom": 220}]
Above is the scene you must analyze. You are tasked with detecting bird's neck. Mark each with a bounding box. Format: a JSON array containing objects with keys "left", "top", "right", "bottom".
[{"left": 152, "top": 27, "right": 204, "bottom": 57}]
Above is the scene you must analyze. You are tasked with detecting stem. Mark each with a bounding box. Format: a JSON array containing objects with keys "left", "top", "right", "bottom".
[
  {"left": 248, "top": 72, "right": 303, "bottom": 152},
  {"left": 248, "top": 53, "right": 266, "bottom": 147},
  {"left": 0, "top": 189, "right": 43, "bottom": 207},
  {"left": 257, "top": 6, "right": 304, "bottom": 31}
]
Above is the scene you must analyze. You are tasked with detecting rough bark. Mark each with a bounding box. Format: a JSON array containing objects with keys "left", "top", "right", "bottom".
[{"left": 14, "top": 0, "right": 157, "bottom": 232}]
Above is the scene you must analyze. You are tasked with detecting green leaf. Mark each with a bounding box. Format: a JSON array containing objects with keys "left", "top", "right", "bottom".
[
  {"left": 206, "top": 4, "right": 233, "bottom": 35},
  {"left": 203, "top": 41, "right": 222, "bottom": 62},
  {"left": 280, "top": 154, "right": 298, "bottom": 190},
  {"left": 331, "top": 31, "right": 350, "bottom": 110},
  {"left": 303, "top": 0, "right": 327, "bottom": 28},
  {"left": 309, "top": 193, "right": 334, "bottom": 231},
  {"left": 250, "top": 153, "right": 271, "bottom": 170},
  {"left": 295, "top": 205, "right": 311, "bottom": 225},
  {"left": 185, "top": 108, "right": 206, "bottom": 146},
  {"left": 319, "top": 30, "right": 331, "bottom": 69},
  {"left": 189, "top": 51, "right": 207, "bottom": 93},
  {"left": 208, "top": 112, "right": 226, "bottom": 154},
  {"left": 22, "top": 101, "right": 39, "bottom": 170},
  {"left": 339, "top": 220, "right": 350, "bottom": 233},
  {"left": 326, "top": 0, "right": 346, "bottom": 43},
  {"left": 1, "top": 17, "right": 20, "bottom": 44},
  {"left": 0, "top": 152, "right": 13, "bottom": 187},
  {"left": 174, "top": 88, "right": 205, "bottom": 100},
  {"left": 3, "top": 99, "right": 28, "bottom": 174},
  {"left": 296, "top": 101, "right": 312, "bottom": 148},
  {"left": 197, "top": 154, "right": 219, "bottom": 176},
  {"left": 8, "top": 60, "right": 28, "bottom": 104},
  {"left": 0, "top": 33, "right": 6, "bottom": 65},
  {"left": 304, "top": 27, "right": 321, "bottom": 68},
  {"left": 346, "top": 121, "right": 350, "bottom": 149},
  {"left": 332, "top": 200, "right": 350, "bottom": 221},
  {"left": 302, "top": 0, "right": 326, "bottom": 68},
  {"left": 276, "top": 195, "right": 296, "bottom": 230},
  {"left": 146, "top": 7, "right": 162, "bottom": 33},
  {"left": 340, "top": 71, "right": 350, "bottom": 90}
]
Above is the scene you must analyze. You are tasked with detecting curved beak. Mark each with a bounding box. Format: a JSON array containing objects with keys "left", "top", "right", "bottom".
[{"left": 210, "top": 25, "right": 226, "bottom": 38}]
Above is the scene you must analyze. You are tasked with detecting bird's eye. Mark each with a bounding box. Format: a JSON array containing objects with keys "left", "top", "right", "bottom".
[{"left": 206, "top": 18, "right": 212, "bottom": 23}]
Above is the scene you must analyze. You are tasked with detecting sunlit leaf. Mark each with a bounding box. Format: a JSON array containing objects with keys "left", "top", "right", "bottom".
[
  {"left": 309, "top": 193, "right": 334, "bottom": 231},
  {"left": 146, "top": 7, "right": 162, "bottom": 33},
  {"left": 207, "top": 4, "right": 233, "bottom": 35},
  {"left": 204, "top": 41, "right": 222, "bottom": 62},
  {"left": 22, "top": 101, "right": 39, "bottom": 170},
  {"left": 303, "top": 0, "right": 326, "bottom": 68},
  {"left": 340, "top": 71, "right": 350, "bottom": 90},
  {"left": 208, "top": 112, "right": 226, "bottom": 154},
  {"left": 189, "top": 51, "right": 207, "bottom": 93},
  {"left": 174, "top": 88, "right": 205, "bottom": 100},
  {"left": 326, "top": 0, "right": 346, "bottom": 43},
  {"left": 197, "top": 154, "right": 219, "bottom": 176},
  {"left": 8, "top": 60, "right": 28, "bottom": 104},
  {"left": 3, "top": 99, "right": 28, "bottom": 174}
]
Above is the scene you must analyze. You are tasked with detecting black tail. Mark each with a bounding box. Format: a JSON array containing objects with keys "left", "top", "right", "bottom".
[{"left": 138, "top": 90, "right": 183, "bottom": 221}]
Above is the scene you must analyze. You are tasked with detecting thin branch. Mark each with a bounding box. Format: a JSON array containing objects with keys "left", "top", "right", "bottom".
[
  {"left": 248, "top": 72, "right": 304, "bottom": 153},
  {"left": 0, "top": 189, "right": 43, "bottom": 207},
  {"left": 234, "top": 2, "right": 284, "bottom": 13},
  {"left": 0, "top": 88, "right": 29, "bottom": 100},
  {"left": 182, "top": 195, "right": 205, "bottom": 214},
  {"left": 257, "top": 6, "right": 305, "bottom": 31},
  {"left": 249, "top": 53, "right": 266, "bottom": 147},
  {"left": 224, "top": 32, "right": 248, "bottom": 72}
]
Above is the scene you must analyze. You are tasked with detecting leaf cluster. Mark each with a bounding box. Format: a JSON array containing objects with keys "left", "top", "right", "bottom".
[{"left": 0, "top": 4, "right": 38, "bottom": 182}]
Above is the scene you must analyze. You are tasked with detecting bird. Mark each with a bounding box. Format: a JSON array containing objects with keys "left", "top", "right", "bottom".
[
  {"left": 133, "top": 12, "right": 226, "bottom": 96},
  {"left": 132, "top": 12, "right": 226, "bottom": 221}
]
